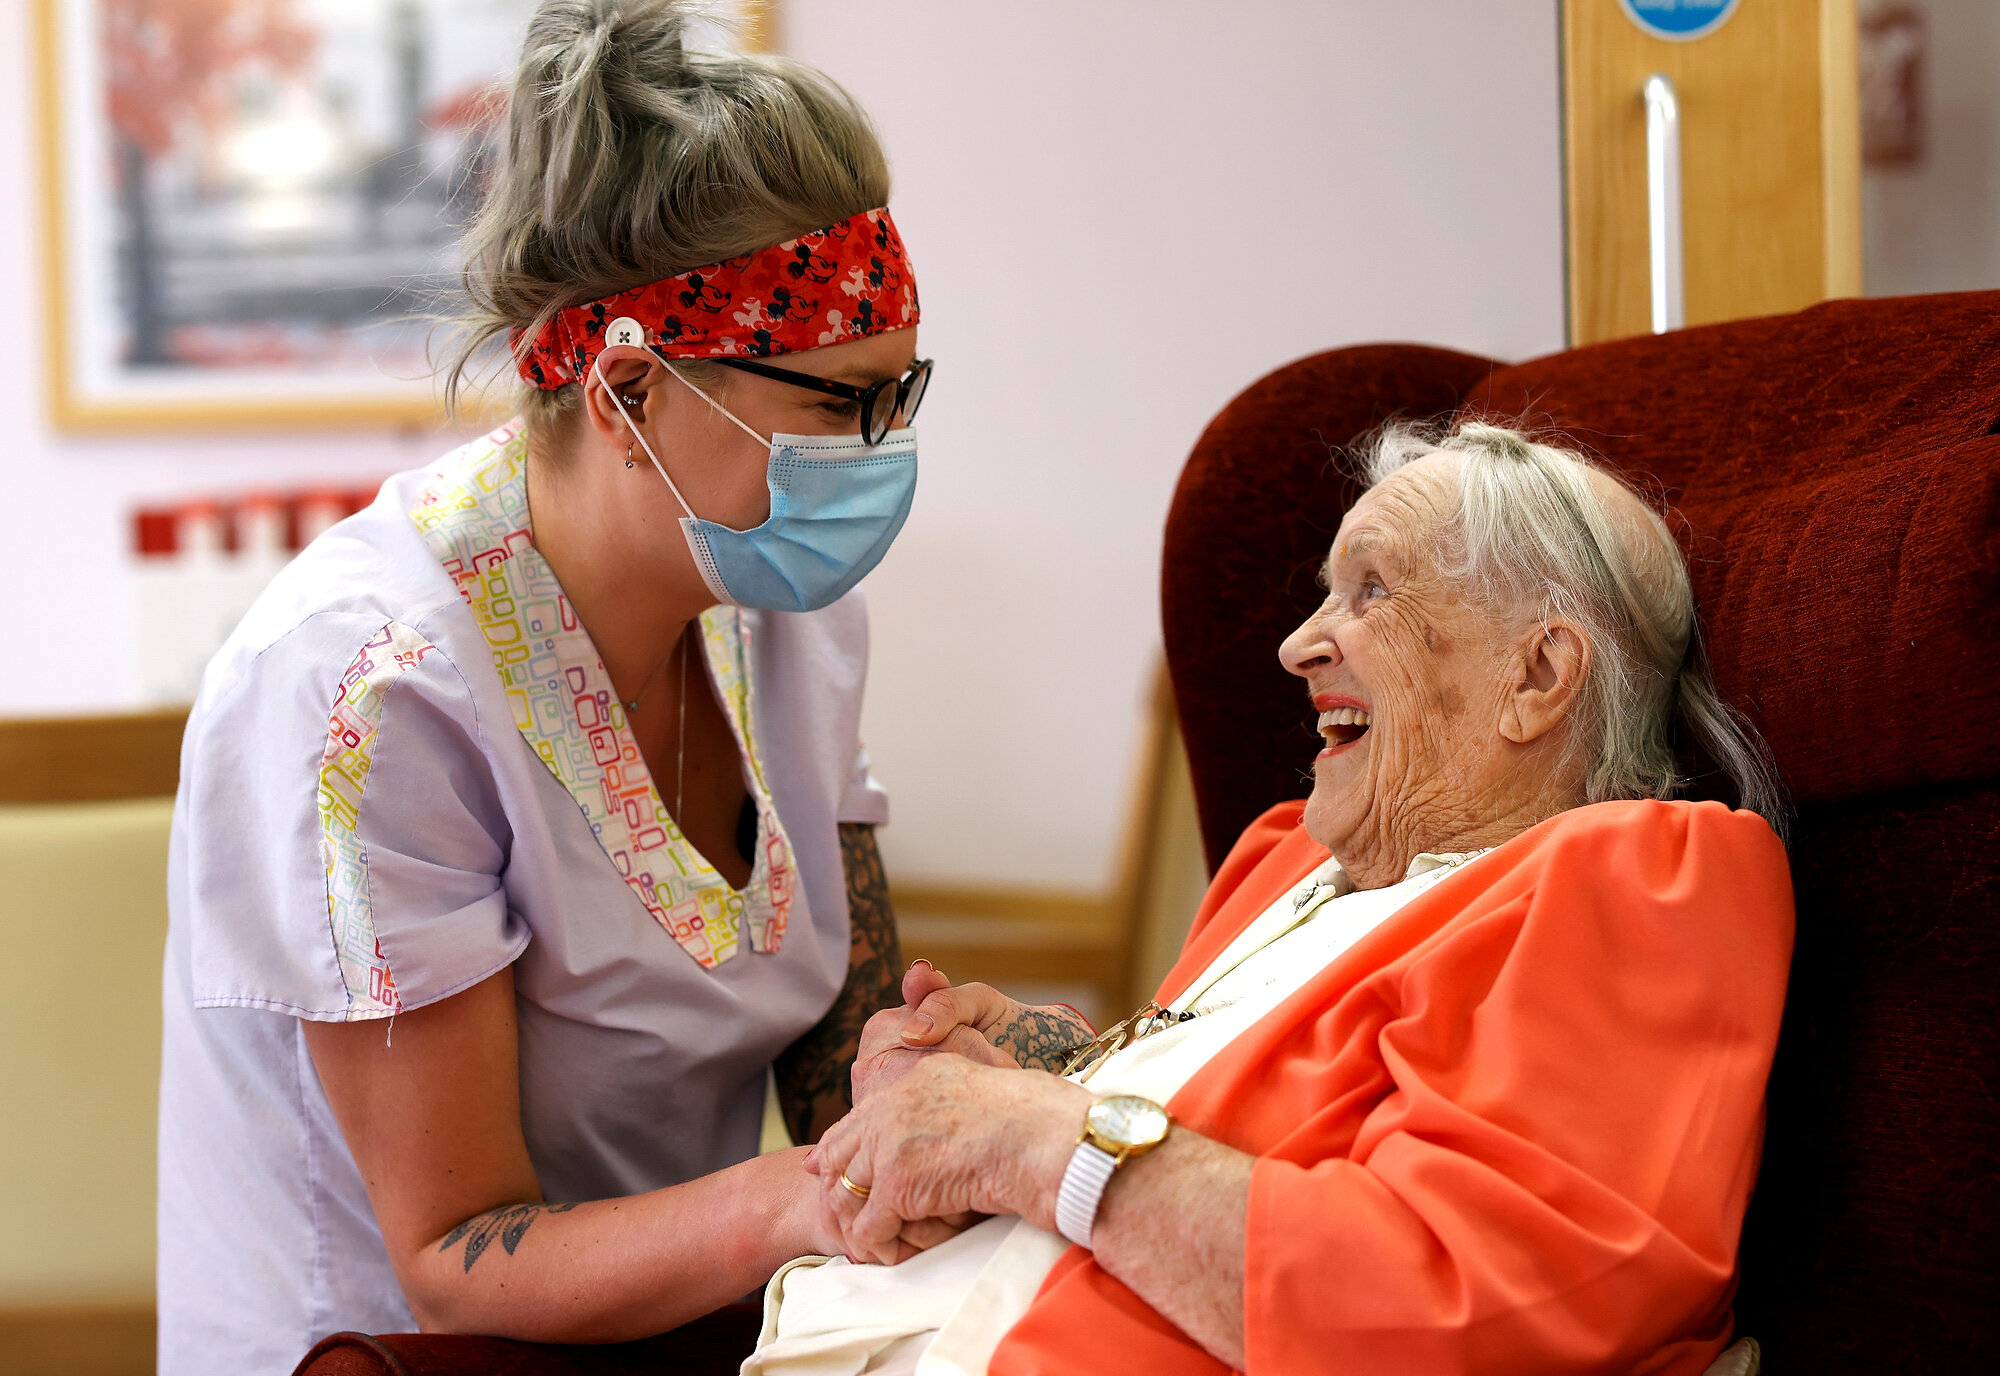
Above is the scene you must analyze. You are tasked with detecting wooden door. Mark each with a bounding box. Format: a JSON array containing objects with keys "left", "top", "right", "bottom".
[{"left": 1564, "top": 0, "right": 1862, "bottom": 344}]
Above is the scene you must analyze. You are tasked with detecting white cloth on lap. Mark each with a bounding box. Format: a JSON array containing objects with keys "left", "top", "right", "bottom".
[
  {"left": 743, "top": 1218, "right": 1068, "bottom": 1376},
  {"left": 746, "top": 852, "right": 1485, "bottom": 1375}
]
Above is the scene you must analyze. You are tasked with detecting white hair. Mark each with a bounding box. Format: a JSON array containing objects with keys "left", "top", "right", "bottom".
[{"left": 1363, "top": 419, "right": 1788, "bottom": 834}]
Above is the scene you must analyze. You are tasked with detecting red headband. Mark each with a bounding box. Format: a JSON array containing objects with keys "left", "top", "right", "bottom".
[{"left": 515, "top": 207, "right": 917, "bottom": 389}]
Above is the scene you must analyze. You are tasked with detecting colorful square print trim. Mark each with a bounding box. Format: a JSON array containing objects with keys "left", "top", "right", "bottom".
[
  {"left": 318, "top": 620, "right": 438, "bottom": 1019},
  {"left": 408, "top": 420, "right": 796, "bottom": 969}
]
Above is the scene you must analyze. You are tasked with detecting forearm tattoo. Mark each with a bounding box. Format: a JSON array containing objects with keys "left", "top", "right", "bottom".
[
  {"left": 774, "top": 823, "right": 904, "bottom": 1145},
  {"left": 438, "top": 1200, "right": 577, "bottom": 1274},
  {"left": 992, "top": 1003, "right": 1095, "bottom": 1073}
]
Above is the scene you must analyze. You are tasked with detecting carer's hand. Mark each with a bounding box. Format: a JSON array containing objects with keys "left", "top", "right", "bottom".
[
  {"left": 892, "top": 962, "right": 1025, "bottom": 1047},
  {"left": 852, "top": 962, "right": 1019, "bottom": 1103},
  {"left": 897, "top": 964, "right": 1100, "bottom": 1075},
  {"left": 811, "top": 1054, "right": 1091, "bottom": 1266}
]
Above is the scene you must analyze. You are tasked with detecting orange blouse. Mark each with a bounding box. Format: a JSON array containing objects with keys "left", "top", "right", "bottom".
[{"left": 991, "top": 798, "right": 1793, "bottom": 1376}]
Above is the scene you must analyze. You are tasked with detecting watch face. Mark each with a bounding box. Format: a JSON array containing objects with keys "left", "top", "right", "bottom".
[{"left": 1089, "top": 1095, "right": 1170, "bottom": 1150}]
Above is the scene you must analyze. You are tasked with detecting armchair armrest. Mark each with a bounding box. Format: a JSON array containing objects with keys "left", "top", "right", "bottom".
[{"left": 292, "top": 1302, "right": 762, "bottom": 1376}]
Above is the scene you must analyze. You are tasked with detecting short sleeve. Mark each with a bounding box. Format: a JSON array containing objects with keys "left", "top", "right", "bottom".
[
  {"left": 186, "top": 616, "right": 526, "bottom": 1021},
  {"left": 838, "top": 739, "right": 891, "bottom": 825}
]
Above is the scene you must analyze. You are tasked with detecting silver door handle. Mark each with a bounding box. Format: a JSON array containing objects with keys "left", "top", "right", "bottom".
[{"left": 1643, "top": 73, "right": 1685, "bottom": 333}]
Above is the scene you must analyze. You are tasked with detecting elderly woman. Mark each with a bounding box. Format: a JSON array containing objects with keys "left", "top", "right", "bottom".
[{"left": 749, "top": 422, "right": 1794, "bottom": 1376}]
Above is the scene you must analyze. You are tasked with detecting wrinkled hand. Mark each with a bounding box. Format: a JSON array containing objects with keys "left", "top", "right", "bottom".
[
  {"left": 782, "top": 1144, "right": 973, "bottom": 1264},
  {"left": 852, "top": 963, "right": 1020, "bottom": 1103},
  {"left": 806, "top": 1054, "right": 1090, "bottom": 1266}
]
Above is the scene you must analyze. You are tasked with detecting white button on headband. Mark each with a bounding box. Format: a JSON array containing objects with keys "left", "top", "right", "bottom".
[{"left": 600, "top": 315, "right": 764, "bottom": 445}]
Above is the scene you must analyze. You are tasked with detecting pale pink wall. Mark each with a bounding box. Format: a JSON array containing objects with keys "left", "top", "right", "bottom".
[
  {"left": 786, "top": 0, "right": 1565, "bottom": 886},
  {"left": 3, "top": 0, "right": 1565, "bottom": 889},
  {"left": 1863, "top": 0, "right": 2000, "bottom": 296}
]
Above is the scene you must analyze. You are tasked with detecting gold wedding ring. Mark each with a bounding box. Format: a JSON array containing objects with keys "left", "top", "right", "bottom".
[{"left": 837, "top": 1172, "right": 871, "bottom": 1200}]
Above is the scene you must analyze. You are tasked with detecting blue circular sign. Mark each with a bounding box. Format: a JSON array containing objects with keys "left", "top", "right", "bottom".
[{"left": 1618, "top": 0, "right": 1742, "bottom": 42}]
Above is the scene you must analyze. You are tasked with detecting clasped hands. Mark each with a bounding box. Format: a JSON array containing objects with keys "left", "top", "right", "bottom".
[{"left": 802, "top": 961, "right": 1095, "bottom": 1265}]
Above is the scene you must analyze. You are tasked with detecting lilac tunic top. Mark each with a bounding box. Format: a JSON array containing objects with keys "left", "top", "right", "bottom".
[{"left": 157, "top": 422, "right": 887, "bottom": 1375}]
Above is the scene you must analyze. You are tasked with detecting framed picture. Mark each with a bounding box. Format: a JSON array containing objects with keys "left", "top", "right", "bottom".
[{"left": 35, "top": 0, "right": 773, "bottom": 430}]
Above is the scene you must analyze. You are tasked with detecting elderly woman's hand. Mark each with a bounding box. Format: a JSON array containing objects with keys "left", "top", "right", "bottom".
[
  {"left": 853, "top": 962, "right": 1098, "bottom": 1106},
  {"left": 810, "top": 1055, "right": 1092, "bottom": 1266}
]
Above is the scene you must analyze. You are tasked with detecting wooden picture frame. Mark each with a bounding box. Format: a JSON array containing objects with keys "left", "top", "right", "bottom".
[{"left": 34, "top": 0, "right": 776, "bottom": 432}]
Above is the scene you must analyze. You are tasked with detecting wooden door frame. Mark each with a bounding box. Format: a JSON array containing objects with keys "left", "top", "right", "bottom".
[{"left": 1561, "top": 0, "right": 1861, "bottom": 346}]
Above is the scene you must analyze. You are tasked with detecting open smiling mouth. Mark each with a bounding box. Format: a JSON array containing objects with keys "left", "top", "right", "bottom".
[{"left": 1318, "top": 707, "right": 1373, "bottom": 752}]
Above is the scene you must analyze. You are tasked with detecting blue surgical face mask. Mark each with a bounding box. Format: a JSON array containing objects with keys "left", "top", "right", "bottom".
[{"left": 600, "top": 353, "right": 918, "bottom": 613}]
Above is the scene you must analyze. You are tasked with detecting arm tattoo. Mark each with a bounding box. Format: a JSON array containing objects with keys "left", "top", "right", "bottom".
[
  {"left": 438, "top": 1201, "right": 577, "bottom": 1274},
  {"left": 774, "top": 822, "right": 903, "bottom": 1145},
  {"left": 992, "top": 1003, "right": 1095, "bottom": 1073}
]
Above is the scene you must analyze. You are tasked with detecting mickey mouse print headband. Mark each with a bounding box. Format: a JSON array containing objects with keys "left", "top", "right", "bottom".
[{"left": 515, "top": 207, "right": 918, "bottom": 389}]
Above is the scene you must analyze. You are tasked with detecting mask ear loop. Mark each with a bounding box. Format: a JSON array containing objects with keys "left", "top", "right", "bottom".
[
  {"left": 596, "top": 353, "right": 702, "bottom": 518},
  {"left": 660, "top": 359, "right": 771, "bottom": 447},
  {"left": 594, "top": 351, "right": 768, "bottom": 519}
]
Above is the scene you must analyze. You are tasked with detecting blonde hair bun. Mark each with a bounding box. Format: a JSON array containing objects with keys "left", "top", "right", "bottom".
[{"left": 445, "top": 0, "right": 890, "bottom": 432}]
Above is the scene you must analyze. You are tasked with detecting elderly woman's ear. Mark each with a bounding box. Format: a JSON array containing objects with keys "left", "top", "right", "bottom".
[{"left": 1499, "top": 620, "right": 1590, "bottom": 745}]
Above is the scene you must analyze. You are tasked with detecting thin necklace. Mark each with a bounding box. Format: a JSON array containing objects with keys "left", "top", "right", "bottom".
[
  {"left": 624, "top": 627, "right": 692, "bottom": 820},
  {"left": 1062, "top": 851, "right": 1483, "bottom": 1081},
  {"left": 623, "top": 633, "right": 677, "bottom": 713},
  {"left": 1061, "top": 886, "right": 1341, "bottom": 1080}
]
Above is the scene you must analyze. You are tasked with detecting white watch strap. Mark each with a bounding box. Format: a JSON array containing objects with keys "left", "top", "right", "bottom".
[{"left": 1054, "top": 1142, "right": 1119, "bottom": 1248}]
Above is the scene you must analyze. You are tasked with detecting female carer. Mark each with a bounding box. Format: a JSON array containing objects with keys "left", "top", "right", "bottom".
[{"left": 156, "top": 3, "right": 931, "bottom": 1368}]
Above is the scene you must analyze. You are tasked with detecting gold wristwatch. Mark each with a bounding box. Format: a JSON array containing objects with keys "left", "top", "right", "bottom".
[{"left": 1054, "top": 1094, "right": 1171, "bottom": 1247}]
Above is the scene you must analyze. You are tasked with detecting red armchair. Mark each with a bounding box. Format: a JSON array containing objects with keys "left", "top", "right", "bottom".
[
  {"left": 292, "top": 1303, "right": 760, "bottom": 1376},
  {"left": 1165, "top": 291, "right": 2000, "bottom": 1370},
  {"left": 297, "top": 291, "right": 1999, "bottom": 1372}
]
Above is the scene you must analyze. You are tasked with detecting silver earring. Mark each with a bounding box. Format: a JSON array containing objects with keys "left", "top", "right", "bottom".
[{"left": 625, "top": 444, "right": 635, "bottom": 469}]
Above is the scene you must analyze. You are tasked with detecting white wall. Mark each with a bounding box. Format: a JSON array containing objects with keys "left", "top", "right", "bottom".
[
  {"left": 787, "top": 1, "right": 1566, "bottom": 887},
  {"left": 1863, "top": 0, "right": 2000, "bottom": 296},
  {"left": 0, "top": 0, "right": 1565, "bottom": 891}
]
